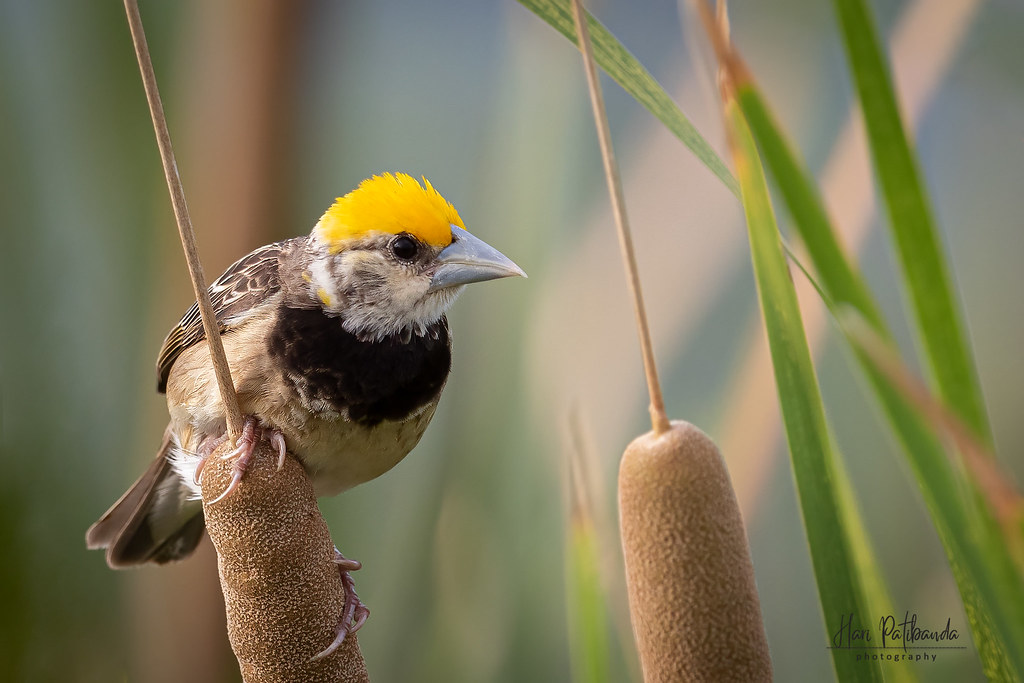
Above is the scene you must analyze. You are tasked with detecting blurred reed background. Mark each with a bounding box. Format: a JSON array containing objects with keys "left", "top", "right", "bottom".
[{"left": 0, "top": 1, "right": 1021, "bottom": 681}]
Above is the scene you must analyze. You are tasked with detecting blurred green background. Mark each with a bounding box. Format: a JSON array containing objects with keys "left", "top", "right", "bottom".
[{"left": 1, "top": 1, "right": 1021, "bottom": 681}]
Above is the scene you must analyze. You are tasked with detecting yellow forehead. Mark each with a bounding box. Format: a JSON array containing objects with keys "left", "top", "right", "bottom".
[{"left": 313, "top": 173, "right": 464, "bottom": 251}]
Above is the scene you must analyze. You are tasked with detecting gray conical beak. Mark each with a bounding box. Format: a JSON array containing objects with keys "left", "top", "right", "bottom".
[{"left": 427, "top": 226, "right": 526, "bottom": 292}]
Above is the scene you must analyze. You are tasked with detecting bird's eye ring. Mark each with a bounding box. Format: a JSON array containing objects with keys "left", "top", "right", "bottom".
[{"left": 391, "top": 234, "right": 419, "bottom": 261}]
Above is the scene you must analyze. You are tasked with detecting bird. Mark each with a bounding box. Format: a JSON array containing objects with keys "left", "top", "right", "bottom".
[{"left": 86, "top": 172, "right": 525, "bottom": 651}]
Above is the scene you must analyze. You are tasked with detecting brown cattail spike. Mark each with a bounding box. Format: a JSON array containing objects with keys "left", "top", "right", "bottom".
[
  {"left": 200, "top": 439, "right": 368, "bottom": 683},
  {"left": 619, "top": 421, "right": 771, "bottom": 682}
]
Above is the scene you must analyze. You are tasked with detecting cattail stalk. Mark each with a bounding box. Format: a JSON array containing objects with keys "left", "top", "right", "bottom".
[
  {"left": 569, "top": 0, "right": 772, "bottom": 679},
  {"left": 200, "top": 440, "right": 369, "bottom": 683},
  {"left": 123, "top": 0, "right": 244, "bottom": 439},
  {"left": 569, "top": 0, "right": 669, "bottom": 436},
  {"left": 122, "top": 2, "right": 365, "bottom": 678}
]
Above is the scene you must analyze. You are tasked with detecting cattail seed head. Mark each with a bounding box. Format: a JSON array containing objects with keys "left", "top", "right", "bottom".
[
  {"left": 619, "top": 421, "right": 771, "bottom": 682},
  {"left": 200, "top": 440, "right": 368, "bottom": 683}
]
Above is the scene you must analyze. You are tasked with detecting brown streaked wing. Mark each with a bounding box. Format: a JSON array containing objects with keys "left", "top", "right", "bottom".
[{"left": 156, "top": 238, "right": 303, "bottom": 393}]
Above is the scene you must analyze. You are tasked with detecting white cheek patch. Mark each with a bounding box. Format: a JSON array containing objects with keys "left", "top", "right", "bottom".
[{"left": 308, "top": 255, "right": 341, "bottom": 310}]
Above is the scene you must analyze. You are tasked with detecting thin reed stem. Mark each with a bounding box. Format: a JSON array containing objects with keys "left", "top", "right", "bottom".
[
  {"left": 122, "top": 0, "right": 244, "bottom": 439},
  {"left": 570, "top": 0, "right": 670, "bottom": 435}
]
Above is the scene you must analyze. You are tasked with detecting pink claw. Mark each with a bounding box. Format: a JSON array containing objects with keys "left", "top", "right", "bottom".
[
  {"left": 271, "top": 431, "right": 287, "bottom": 470},
  {"left": 193, "top": 457, "right": 208, "bottom": 486},
  {"left": 207, "top": 446, "right": 253, "bottom": 505},
  {"left": 193, "top": 434, "right": 228, "bottom": 485},
  {"left": 207, "top": 417, "right": 258, "bottom": 505},
  {"left": 200, "top": 418, "right": 288, "bottom": 504},
  {"left": 311, "top": 548, "right": 370, "bottom": 661},
  {"left": 219, "top": 418, "right": 257, "bottom": 460}
]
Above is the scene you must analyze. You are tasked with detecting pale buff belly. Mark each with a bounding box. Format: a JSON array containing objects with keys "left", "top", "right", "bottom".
[
  {"left": 281, "top": 401, "right": 438, "bottom": 497},
  {"left": 164, "top": 327, "right": 439, "bottom": 498}
]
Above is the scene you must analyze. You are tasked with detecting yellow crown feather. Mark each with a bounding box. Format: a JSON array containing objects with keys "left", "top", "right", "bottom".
[{"left": 313, "top": 173, "right": 464, "bottom": 252}]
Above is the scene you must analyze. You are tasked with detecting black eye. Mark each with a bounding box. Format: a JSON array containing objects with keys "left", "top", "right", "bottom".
[{"left": 391, "top": 235, "right": 418, "bottom": 261}]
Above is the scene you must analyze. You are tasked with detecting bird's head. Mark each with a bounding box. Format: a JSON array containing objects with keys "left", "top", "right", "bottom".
[{"left": 306, "top": 173, "right": 525, "bottom": 341}]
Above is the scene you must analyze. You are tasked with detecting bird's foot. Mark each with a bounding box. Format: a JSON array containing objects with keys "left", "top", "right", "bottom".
[
  {"left": 311, "top": 547, "right": 370, "bottom": 661},
  {"left": 192, "top": 433, "right": 228, "bottom": 485},
  {"left": 205, "top": 417, "right": 288, "bottom": 504}
]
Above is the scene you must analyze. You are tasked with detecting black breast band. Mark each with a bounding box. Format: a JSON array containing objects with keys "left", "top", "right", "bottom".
[{"left": 267, "top": 307, "right": 451, "bottom": 426}]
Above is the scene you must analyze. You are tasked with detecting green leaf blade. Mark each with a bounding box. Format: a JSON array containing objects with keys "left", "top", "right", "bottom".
[
  {"left": 736, "top": 85, "right": 885, "bottom": 333},
  {"left": 727, "top": 96, "right": 883, "bottom": 683},
  {"left": 566, "top": 517, "right": 611, "bottom": 683},
  {"left": 831, "top": 449, "right": 920, "bottom": 683},
  {"left": 851, "top": 346, "right": 1024, "bottom": 682},
  {"left": 734, "top": 63, "right": 1024, "bottom": 680},
  {"left": 831, "top": 0, "right": 992, "bottom": 446},
  {"left": 517, "top": 0, "right": 739, "bottom": 197}
]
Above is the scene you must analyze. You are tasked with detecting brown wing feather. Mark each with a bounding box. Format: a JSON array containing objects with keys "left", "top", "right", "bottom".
[
  {"left": 86, "top": 427, "right": 206, "bottom": 567},
  {"left": 156, "top": 238, "right": 302, "bottom": 393}
]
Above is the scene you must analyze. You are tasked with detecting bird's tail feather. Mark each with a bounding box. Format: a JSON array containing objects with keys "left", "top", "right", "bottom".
[{"left": 86, "top": 428, "right": 205, "bottom": 568}]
